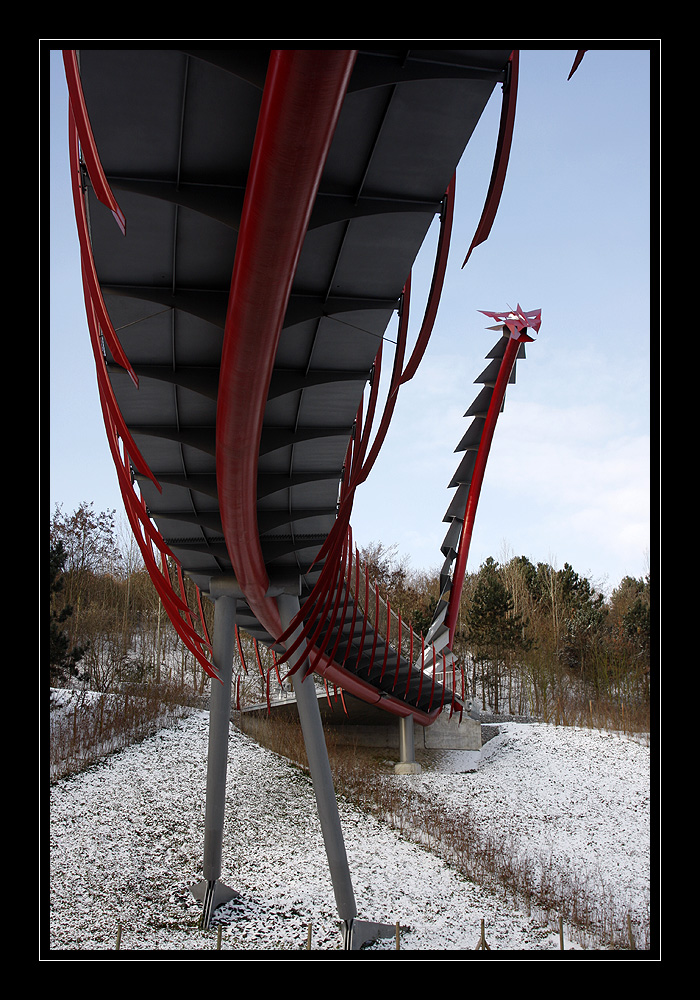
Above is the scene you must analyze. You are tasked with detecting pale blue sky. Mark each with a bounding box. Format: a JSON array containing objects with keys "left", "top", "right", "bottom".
[{"left": 48, "top": 45, "right": 655, "bottom": 596}]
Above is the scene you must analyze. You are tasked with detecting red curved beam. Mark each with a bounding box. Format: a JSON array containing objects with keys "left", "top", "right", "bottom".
[
  {"left": 270, "top": 169, "right": 463, "bottom": 720},
  {"left": 568, "top": 50, "right": 587, "bottom": 80},
  {"left": 308, "top": 647, "right": 441, "bottom": 725},
  {"left": 216, "top": 49, "right": 357, "bottom": 641},
  {"left": 350, "top": 277, "right": 409, "bottom": 491},
  {"left": 92, "top": 354, "right": 217, "bottom": 677},
  {"left": 398, "top": 174, "right": 455, "bottom": 387},
  {"left": 63, "top": 50, "right": 126, "bottom": 235},
  {"left": 67, "top": 97, "right": 139, "bottom": 389},
  {"left": 462, "top": 50, "right": 519, "bottom": 266}
]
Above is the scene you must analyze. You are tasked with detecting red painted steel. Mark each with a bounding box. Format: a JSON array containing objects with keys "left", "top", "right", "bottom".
[
  {"left": 352, "top": 560, "right": 371, "bottom": 671},
  {"left": 216, "top": 49, "right": 357, "bottom": 641},
  {"left": 196, "top": 588, "right": 211, "bottom": 650},
  {"left": 235, "top": 626, "right": 249, "bottom": 674},
  {"left": 291, "top": 555, "right": 346, "bottom": 682},
  {"left": 63, "top": 50, "right": 126, "bottom": 235},
  {"left": 110, "top": 415, "right": 216, "bottom": 676},
  {"left": 303, "top": 532, "right": 351, "bottom": 680},
  {"left": 254, "top": 638, "right": 265, "bottom": 677},
  {"left": 449, "top": 661, "right": 456, "bottom": 718},
  {"left": 271, "top": 522, "right": 447, "bottom": 722},
  {"left": 366, "top": 585, "right": 381, "bottom": 676},
  {"left": 341, "top": 549, "right": 361, "bottom": 667},
  {"left": 309, "top": 645, "right": 439, "bottom": 725},
  {"left": 392, "top": 614, "right": 403, "bottom": 688},
  {"left": 67, "top": 96, "right": 139, "bottom": 389},
  {"left": 463, "top": 51, "right": 519, "bottom": 266},
  {"left": 228, "top": 49, "right": 522, "bottom": 720},
  {"left": 272, "top": 651, "right": 282, "bottom": 687},
  {"left": 398, "top": 175, "right": 455, "bottom": 387},
  {"left": 379, "top": 600, "right": 391, "bottom": 681},
  {"left": 349, "top": 279, "right": 409, "bottom": 493},
  {"left": 313, "top": 537, "right": 354, "bottom": 676},
  {"left": 568, "top": 50, "right": 587, "bottom": 80},
  {"left": 78, "top": 266, "right": 156, "bottom": 490},
  {"left": 427, "top": 647, "right": 436, "bottom": 710},
  {"left": 417, "top": 643, "right": 426, "bottom": 704}
]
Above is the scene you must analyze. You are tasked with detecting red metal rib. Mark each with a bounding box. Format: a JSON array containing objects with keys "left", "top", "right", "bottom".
[
  {"left": 310, "top": 646, "right": 439, "bottom": 725},
  {"left": 63, "top": 50, "right": 126, "bottom": 235},
  {"left": 463, "top": 50, "right": 519, "bottom": 266},
  {"left": 568, "top": 50, "right": 587, "bottom": 80},
  {"left": 67, "top": 101, "right": 139, "bottom": 389},
  {"left": 398, "top": 174, "right": 455, "bottom": 387}
]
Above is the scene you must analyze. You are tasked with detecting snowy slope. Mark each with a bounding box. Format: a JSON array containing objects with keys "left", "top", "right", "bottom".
[{"left": 47, "top": 711, "right": 652, "bottom": 955}]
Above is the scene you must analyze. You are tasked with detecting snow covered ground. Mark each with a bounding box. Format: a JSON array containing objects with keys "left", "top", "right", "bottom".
[{"left": 47, "top": 710, "right": 653, "bottom": 956}]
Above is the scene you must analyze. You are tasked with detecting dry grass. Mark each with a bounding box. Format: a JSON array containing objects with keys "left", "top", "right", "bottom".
[{"left": 48, "top": 682, "right": 199, "bottom": 783}]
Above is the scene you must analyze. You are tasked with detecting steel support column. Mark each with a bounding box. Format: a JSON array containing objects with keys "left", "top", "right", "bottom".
[
  {"left": 191, "top": 591, "right": 240, "bottom": 928},
  {"left": 276, "top": 592, "right": 394, "bottom": 950}
]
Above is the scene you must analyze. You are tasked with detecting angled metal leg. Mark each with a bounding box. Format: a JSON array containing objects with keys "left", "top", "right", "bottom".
[
  {"left": 191, "top": 591, "right": 240, "bottom": 927},
  {"left": 277, "top": 593, "right": 357, "bottom": 924},
  {"left": 277, "top": 593, "right": 394, "bottom": 950}
]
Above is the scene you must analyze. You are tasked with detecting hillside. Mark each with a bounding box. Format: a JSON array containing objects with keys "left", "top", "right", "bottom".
[{"left": 47, "top": 709, "right": 652, "bottom": 955}]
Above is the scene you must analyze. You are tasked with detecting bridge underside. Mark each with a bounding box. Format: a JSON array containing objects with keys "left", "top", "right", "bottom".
[{"left": 72, "top": 47, "right": 514, "bottom": 722}]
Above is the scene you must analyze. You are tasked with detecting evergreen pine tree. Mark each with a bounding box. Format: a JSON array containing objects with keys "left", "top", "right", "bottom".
[
  {"left": 50, "top": 540, "right": 89, "bottom": 687},
  {"left": 464, "top": 557, "right": 532, "bottom": 711}
]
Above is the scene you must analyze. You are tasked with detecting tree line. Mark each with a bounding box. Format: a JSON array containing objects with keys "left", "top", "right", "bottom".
[
  {"left": 50, "top": 502, "right": 212, "bottom": 695},
  {"left": 49, "top": 502, "right": 286, "bottom": 705},
  {"left": 360, "top": 541, "right": 650, "bottom": 728},
  {"left": 50, "top": 504, "right": 651, "bottom": 731}
]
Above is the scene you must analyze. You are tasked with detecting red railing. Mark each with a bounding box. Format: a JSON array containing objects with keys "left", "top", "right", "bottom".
[{"left": 275, "top": 174, "right": 456, "bottom": 661}]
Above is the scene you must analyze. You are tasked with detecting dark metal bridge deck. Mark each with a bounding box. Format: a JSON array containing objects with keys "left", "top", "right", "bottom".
[{"left": 64, "top": 46, "right": 529, "bottom": 725}]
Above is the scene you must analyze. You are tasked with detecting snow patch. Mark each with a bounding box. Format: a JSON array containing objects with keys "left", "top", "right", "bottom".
[{"left": 47, "top": 712, "right": 651, "bottom": 953}]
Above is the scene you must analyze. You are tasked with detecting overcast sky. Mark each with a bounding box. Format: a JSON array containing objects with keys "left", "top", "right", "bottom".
[{"left": 48, "top": 45, "right": 655, "bottom": 597}]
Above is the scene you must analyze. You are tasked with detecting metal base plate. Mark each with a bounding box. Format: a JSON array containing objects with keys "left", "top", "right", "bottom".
[
  {"left": 190, "top": 879, "right": 240, "bottom": 910},
  {"left": 345, "top": 917, "right": 396, "bottom": 950}
]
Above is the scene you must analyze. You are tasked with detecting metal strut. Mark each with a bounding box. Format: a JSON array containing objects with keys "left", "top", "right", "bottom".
[
  {"left": 191, "top": 575, "right": 394, "bottom": 947},
  {"left": 191, "top": 589, "right": 240, "bottom": 928},
  {"left": 276, "top": 591, "right": 395, "bottom": 951}
]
